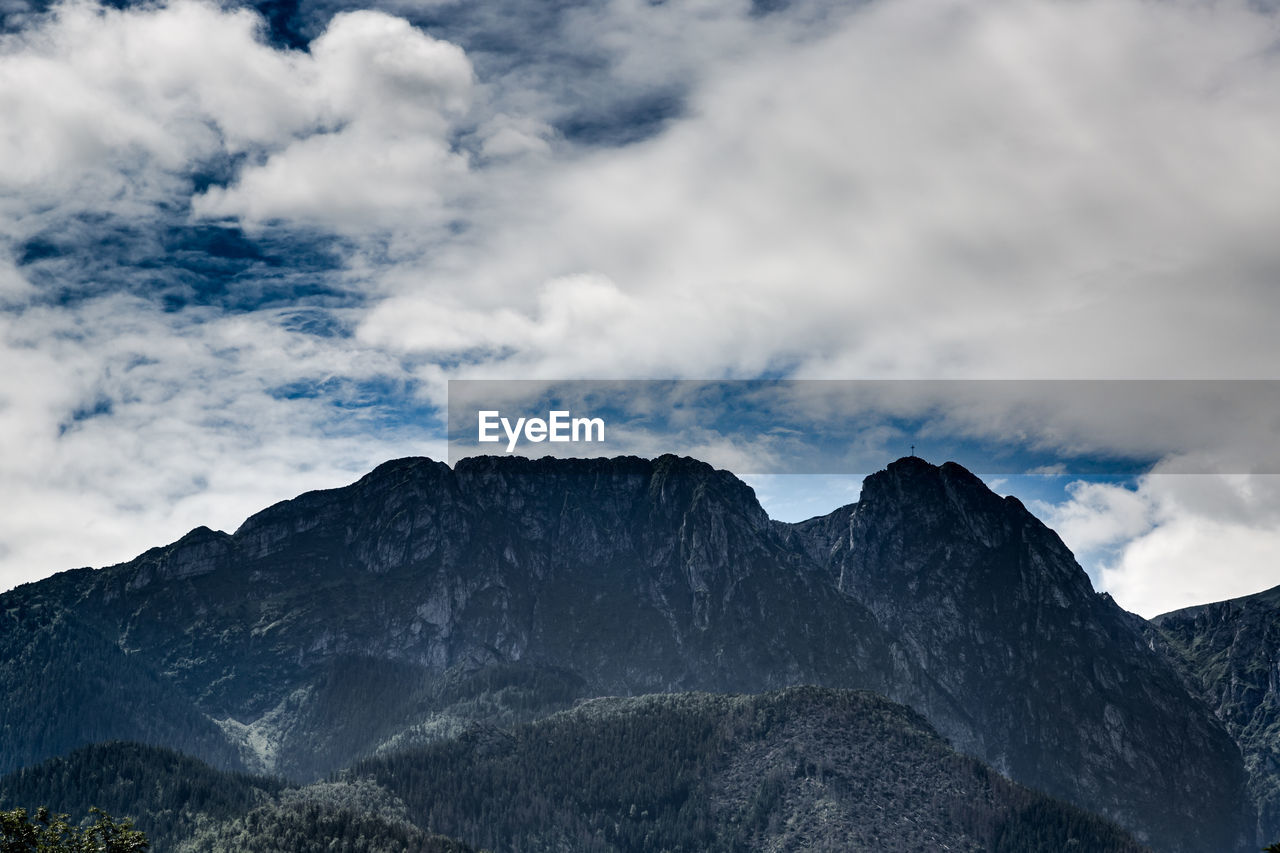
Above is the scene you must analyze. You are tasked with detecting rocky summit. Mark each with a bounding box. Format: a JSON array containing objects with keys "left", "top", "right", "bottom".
[{"left": 0, "top": 455, "right": 1259, "bottom": 851}]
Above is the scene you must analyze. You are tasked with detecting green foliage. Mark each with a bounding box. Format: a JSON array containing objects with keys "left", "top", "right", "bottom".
[
  {"left": 352, "top": 688, "right": 1148, "bottom": 853},
  {"left": 0, "top": 805, "right": 148, "bottom": 852},
  {"left": 2, "top": 743, "right": 479, "bottom": 853},
  {"left": 0, "top": 742, "right": 281, "bottom": 851},
  {"left": 176, "top": 782, "right": 475, "bottom": 853},
  {"left": 0, "top": 689, "right": 1152, "bottom": 853}
]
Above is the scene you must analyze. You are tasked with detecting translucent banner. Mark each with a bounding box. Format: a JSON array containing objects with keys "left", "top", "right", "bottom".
[{"left": 447, "top": 379, "right": 1280, "bottom": 475}]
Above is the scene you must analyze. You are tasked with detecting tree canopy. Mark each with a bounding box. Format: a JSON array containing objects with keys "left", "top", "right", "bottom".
[{"left": 0, "top": 806, "right": 148, "bottom": 852}]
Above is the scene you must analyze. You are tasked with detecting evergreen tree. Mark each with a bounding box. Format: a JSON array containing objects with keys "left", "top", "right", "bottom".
[{"left": 0, "top": 806, "right": 148, "bottom": 852}]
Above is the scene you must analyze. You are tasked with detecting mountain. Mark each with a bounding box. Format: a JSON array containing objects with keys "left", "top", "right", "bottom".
[
  {"left": 0, "top": 455, "right": 907, "bottom": 779},
  {"left": 1, "top": 690, "right": 1148, "bottom": 853},
  {"left": 0, "top": 455, "right": 1255, "bottom": 850},
  {"left": 792, "top": 457, "right": 1252, "bottom": 850},
  {"left": 1152, "top": 584, "right": 1280, "bottom": 844}
]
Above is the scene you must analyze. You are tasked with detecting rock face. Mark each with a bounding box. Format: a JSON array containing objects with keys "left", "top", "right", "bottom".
[
  {"left": 1153, "top": 585, "right": 1280, "bottom": 845},
  {"left": 0, "top": 454, "right": 1257, "bottom": 851},
  {"left": 795, "top": 458, "right": 1252, "bottom": 852},
  {"left": 1, "top": 456, "right": 906, "bottom": 781}
]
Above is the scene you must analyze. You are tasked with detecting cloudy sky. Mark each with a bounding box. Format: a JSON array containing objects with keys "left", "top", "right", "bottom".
[{"left": 2, "top": 0, "right": 1279, "bottom": 617}]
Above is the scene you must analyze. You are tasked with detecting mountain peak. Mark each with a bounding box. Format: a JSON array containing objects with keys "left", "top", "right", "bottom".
[
  {"left": 859, "top": 456, "right": 1009, "bottom": 534},
  {"left": 885, "top": 453, "right": 934, "bottom": 470},
  {"left": 359, "top": 455, "right": 450, "bottom": 482},
  {"left": 803, "top": 458, "right": 1252, "bottom": 851},
  {"left": 877, "top": 455, "right": 987, "bottom": 488}
]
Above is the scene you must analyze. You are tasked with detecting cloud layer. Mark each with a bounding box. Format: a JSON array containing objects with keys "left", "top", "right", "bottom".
[
  {"left": 359, "top": 0, "right": 1280, "bottom": 382},
  {"left": 2, "top": 0, "right": 1279, "bottom": 618}
]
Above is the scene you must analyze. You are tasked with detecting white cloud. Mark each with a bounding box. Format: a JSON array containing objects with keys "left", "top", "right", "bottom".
[
  {"left": 0, "top": 0, "right": 478, "bottom": 240},
  {"left": 355, "top": 0, "right": 1280, "bottom": 381},
  {"left": 0, "top": 0, "right": 309, "bottom": 215},
  {"left": 1046, "top": 473, "right": 1280, "bottom": 617},
  {"left": 1101, "top": 513, "right": 1280, "bottom": 618},
  {"left": 475, "top": 114, "right": 553, "bottom": 160},
  {"left": 193, "top": 10, "right": 477, "bottom": 231},
  {"left": 0, "top": 0, "right": 474, "bottom": 587},
  {"left": 0, "top": 295, "right": 444, "bottom": 590},
  {"left": 0, "top": 255, "right": 33, "bottom": 304},
  {"left": 1043, "top": 479, "right": 1155, "bottom": 556}
]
